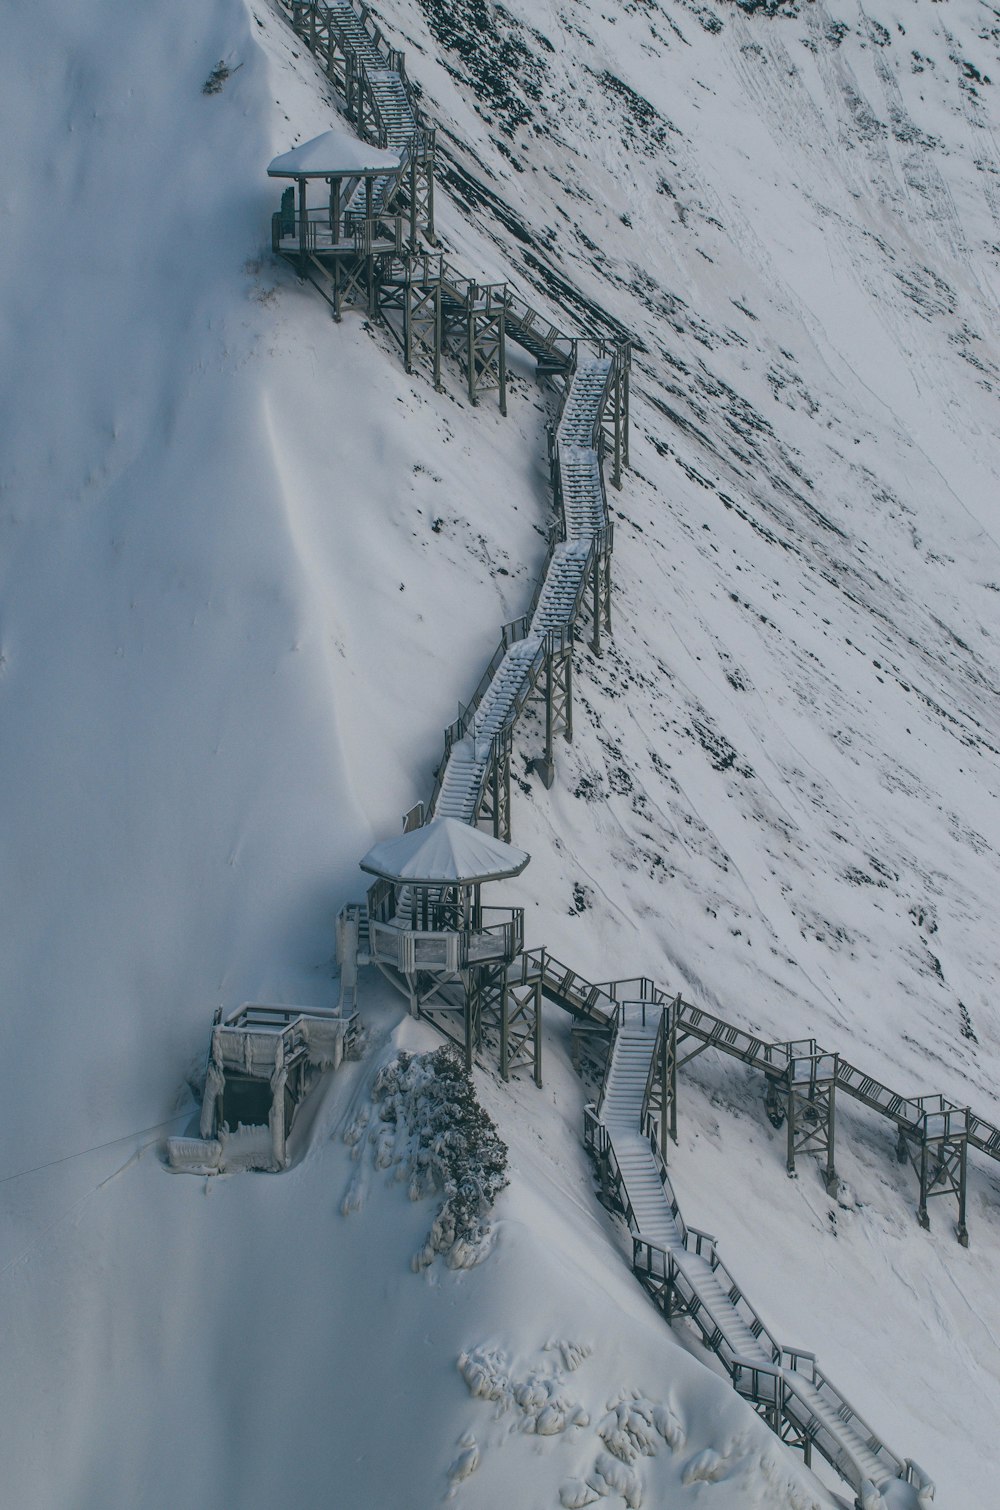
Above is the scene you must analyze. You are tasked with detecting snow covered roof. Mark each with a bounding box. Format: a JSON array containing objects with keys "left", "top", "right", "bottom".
[
  {"left": 267, "top": 129, "right": 403, "bottom": 178},
  {"left": 360, "top": 818, "right": 530, "bottom": 885}
]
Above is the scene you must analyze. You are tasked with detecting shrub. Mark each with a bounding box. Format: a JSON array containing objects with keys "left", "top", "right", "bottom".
[{"left": 372, "top": 1046, "right": 509, "bottom": 1268}]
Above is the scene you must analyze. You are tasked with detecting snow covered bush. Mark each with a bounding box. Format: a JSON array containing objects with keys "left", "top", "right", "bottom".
[
  {"left": 372, "top": 1047, "right": 509, "bottom": 1269},
  {"left": 202, "top": 60, "right": 231, "bottom": 94}
]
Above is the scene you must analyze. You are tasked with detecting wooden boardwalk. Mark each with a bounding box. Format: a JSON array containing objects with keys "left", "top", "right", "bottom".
[
  {"left": 274, "top": 4, "right": 950, "bottom": 1503},
  {"left": 591, "top": 1017, "right": 934, "bottom": 1506},
  {"left": 429, "top": 354, "right": 616, "bottom": 830},
  {"left": 538, "top": 952, "right": 992, "bottom": 1246}
]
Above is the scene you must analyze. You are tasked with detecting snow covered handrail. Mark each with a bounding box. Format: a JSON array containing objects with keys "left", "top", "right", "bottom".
[
  {"left": 427, "top": 348, "right": 622, "bottom": 832},
  {"left": 270, "top": 2, "right": 936, "bottom": 1498},
  {"left": 538, "top": 960, "right": 987, "bottom": 1244},
  {"left": 598, "top": 1023, "right": 926, "bottom": 1505},
  {"left": 282, "top": 0, "right": 436, "bottom": 243}
]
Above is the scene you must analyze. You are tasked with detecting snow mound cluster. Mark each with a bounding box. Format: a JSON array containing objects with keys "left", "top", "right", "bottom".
[
  {"left": 454, "top": 1339, "right": 822, "bottom": 1509},
  {"left": 342, "top": 1046, "right": 509, "bottom": 1269}
]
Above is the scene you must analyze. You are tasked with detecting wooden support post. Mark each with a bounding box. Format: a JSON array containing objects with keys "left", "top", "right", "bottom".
[
  {"left": 957, "top": 1136, "right": 969, "bottom": 1247},
  {"left": 297, "top": 176, "right": 308, "bottom": 266},
  {"left": 786, "top": 1085, "right": 796, "bottom": 1176},
  {"left": 425, "top": 145, "right": 436, "bottom": 244},
  {"left": 591, "top": 553, "right": 602, "bottom": 657},
  {"left": 917, "top": 1141, "right": 930, "bottom": 1230},
  {"left": 494, "top": 747, "right": 511, "bottom": 842},
  {"left": 409, "top": 149, "right": 419, "bottom": 251},
  {"left": 403, "top": 268, "right": 413, "bottom": 373},
  {"left": 899, "top": 1100, "right": 969, "bottom": 1243},
  {"left": 364, "top": 177, "right": 376, "bottom": 314},
  {"left": 498, "top": 961, "right": 543, "bottom": 1087},
  {"left": 498, "top": 303, "right": 507, "bottom": 417},
  {"left": 476, "top": 732, "right": 511, "bottom": 841},
  {"left": 464, "top": 983, "right": 475, "bottom": 1071},
  {"left": 330, "top": 175, "right": 342, "bottom": 245},
  {"left": 432, "top": 281, "right": 442, "bottom": 392},
  {"left": 541, "top": 650, "right": 556, "bottom": 789},
  {"left": 499, "top": 977, "right": 509, "bottom": 1081},
  {"left": 533, "top": 640, "right": 572, "bottom": 788},
  {"left": 466, "top": 284, "right": 478, "bottom": 406},
  {"left": 564, "top": 653, "right": 574, "bottom": 743},
  {"left": 784, "top": 1049, "right": 837, "bottom": 1194},
  {"left": 491, "top": 756, "right": 502, "bottom": 839},
  {"left": 613, "top": 357, "right": 623, "bottom": 491},
  {"left": 403, "top": 271, "right": 441, "bottom": 389},
  {"left": 659, "top": 1014, "right": 669, "bottom": 1158},
  {"left": 604, "top": 343, "right": 630, "bottom": 490},
  {"left": 665, "top": 1000, "right": 679, "bottom": 1147}
]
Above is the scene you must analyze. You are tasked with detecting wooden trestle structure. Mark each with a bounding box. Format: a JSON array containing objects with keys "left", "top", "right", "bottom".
[
  {"left": 585, "top": 1010, "right": 936, "bottom": 1507},
  {"left": 276, "top": 1, "right": 627, "bottom": 1090},
  {"left": 534, "top": 956, "right": 991, "bottom": 1249},
  {"left": 260, "top": 3, "right": 1000, "bottom": 1502},
  {"left": 343, "top": 817, "right": 543, "bottom": 1085}
]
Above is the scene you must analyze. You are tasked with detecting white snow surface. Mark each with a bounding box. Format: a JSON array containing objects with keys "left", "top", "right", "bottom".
[
  {"left": 267, "top": 126, "right": 403, "bottom": 176},
  {"left": 0, "top": 0, "right": 998, "bottom": 1505},
  {"left": 361, "top": 815, "right": 530, "bottom": 884}
]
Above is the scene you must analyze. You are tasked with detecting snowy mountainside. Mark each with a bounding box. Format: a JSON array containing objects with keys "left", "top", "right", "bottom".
[
  {"left": 371, "top": 1, "right": 1000, "bottom": 1498},
  {"left": 382, "top": 0, "right": 1000, "bottom": 1072},
  {"left": 0, "top": 2, "right": 827, "bottom": 1506},
  {"left": 0, "top": 0, "right": 997, "bottom": 1505}
]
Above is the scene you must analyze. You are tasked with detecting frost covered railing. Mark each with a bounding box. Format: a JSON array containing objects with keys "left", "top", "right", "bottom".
[
  {"left": 426, "top": 347, "right": 623, "bottom": 834},
  {"left": 367, "top": 908, "right": 523, "bottom": 974},
  {"left": 538, "top": 959, "right": 990, "bottom": 1244},
  {"left": 210, "top": 1003, "right": 355, "bottom": 1076},
  {"left": 502, "top": 288, "right": 577, "bottom": 373},
  {"left": 591, "top": 1021, "right": 931, "bottom": 1506},
  {"left": 282, "top": 0, "right": 437, "bottom": 241},
  {"left": 288, "top": 0, "right": 425, "bottom": 143},
  {"left": 169, "top": 1003, "right": 358, "bottom": 1175},
  {"left": 271, "top": 203, "right": 408, "bottom": 258},
  {"left": 630, "top": 1232, "right": 912, "bottom": 1487},
  {"left": 523, "top": 948, "right": 618, "bottom": 1028}
]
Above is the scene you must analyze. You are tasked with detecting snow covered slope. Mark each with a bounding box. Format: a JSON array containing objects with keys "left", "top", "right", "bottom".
[{"left": 0, "top": 0, "right": 996, "bottom": 1504}]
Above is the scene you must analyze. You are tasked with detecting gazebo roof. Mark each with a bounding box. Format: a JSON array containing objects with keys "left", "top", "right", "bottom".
[
  {"left": 360, "top": 818, "right": 530, "bottom": 886},
  {"left": 267, "top": 128, "right": 403, "bottom": 179}
]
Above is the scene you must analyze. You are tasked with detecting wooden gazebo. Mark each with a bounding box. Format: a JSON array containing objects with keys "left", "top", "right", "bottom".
[
  {"left": 268, "top": 127, "right": 405, "bottom": 310},
  {"left": 337, "top": 818, "right": 541, "bottom": 1081}
]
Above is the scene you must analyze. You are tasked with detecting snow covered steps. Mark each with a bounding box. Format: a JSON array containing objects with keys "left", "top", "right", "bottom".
[
  {"left": 429, "top": 358, "right": 615, "bottom": 826},
  {"left": 593, "top": 1018, "right": 932, "bottom": 1509}
]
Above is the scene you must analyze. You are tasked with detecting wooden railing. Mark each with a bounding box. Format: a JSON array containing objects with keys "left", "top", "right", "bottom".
[
  {"left": 597, "top": 1007, "right": 913, "bottom": 1498},
  {"left": 214, "top": 1003, "right": 358, "bottom": 1073}
]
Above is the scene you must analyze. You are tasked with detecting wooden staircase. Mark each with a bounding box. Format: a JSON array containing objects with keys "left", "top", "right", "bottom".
[
  {"left": 428, "top": 355, "right": 614, "bottom": 831},
  {"left": 275, "top": 6, "right": 939, "bottom": 1502},
  {"left": 593, "top": 1018, "right": 933, "bottom": 1509}
]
